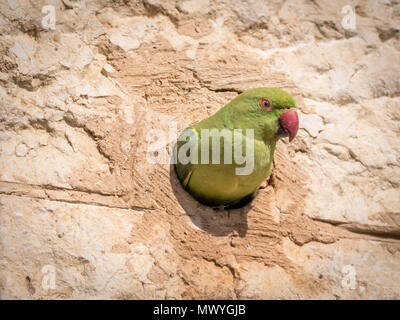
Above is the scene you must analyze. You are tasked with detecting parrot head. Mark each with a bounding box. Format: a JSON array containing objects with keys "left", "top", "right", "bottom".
[{"left": 227, "top": 87, "right": 299, "bottom": 142}]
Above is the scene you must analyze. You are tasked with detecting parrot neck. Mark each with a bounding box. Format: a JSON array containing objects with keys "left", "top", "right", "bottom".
[
  {"left": 208, "top": 106, "right": 279, "bottom": 153},
  {"left": 265, "top": 139, "right": 277, "bottom": 153},
  {"left": 223, "top": 104, "right": 267, "bottom": 140}
]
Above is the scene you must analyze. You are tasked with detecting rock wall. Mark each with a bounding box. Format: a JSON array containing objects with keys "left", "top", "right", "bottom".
[{"left": 0, "top": 0, "right": 399, "bottom": 299}]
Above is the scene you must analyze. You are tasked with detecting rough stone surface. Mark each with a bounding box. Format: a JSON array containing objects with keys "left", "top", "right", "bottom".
[{"left": 0, "top": 0, "right": 399, "bottom": 299}]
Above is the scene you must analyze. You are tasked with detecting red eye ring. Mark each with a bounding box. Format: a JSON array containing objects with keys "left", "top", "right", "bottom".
[{"left": 259, "top": 98, "right": 273, "bottom": 111}]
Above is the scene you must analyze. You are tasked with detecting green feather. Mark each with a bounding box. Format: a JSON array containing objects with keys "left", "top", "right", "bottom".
[{"left": 175, "top": 87, "right": 296, "bottom": 207}]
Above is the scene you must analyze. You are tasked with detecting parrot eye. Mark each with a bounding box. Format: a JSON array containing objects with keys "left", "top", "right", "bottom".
[{"left": 259, "top": 98, "right": 273, "bottom": 111}]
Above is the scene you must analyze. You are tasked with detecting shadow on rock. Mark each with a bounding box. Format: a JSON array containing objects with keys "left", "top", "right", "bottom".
[{"left": 169, "top": 163, "right": 252, "bottom": 237}]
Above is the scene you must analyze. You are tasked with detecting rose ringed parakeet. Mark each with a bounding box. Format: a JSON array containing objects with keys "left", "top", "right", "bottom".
[{"left": 175, "top": 87, "right": 299, "bottom": 208}]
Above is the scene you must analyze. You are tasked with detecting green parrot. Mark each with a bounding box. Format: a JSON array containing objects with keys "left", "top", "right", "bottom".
[{"left": 174, "top": 87, "right": 299, "bottom": 208}]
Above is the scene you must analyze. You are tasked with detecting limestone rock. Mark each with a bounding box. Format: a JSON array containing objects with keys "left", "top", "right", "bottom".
[{"left": 0, "top": 0, "right": 399, "bottom": 299}]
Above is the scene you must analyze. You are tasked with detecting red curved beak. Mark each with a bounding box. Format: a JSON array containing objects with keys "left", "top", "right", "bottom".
[{"left": 279, "top": 110, "right": 299, "bottom": 142}]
